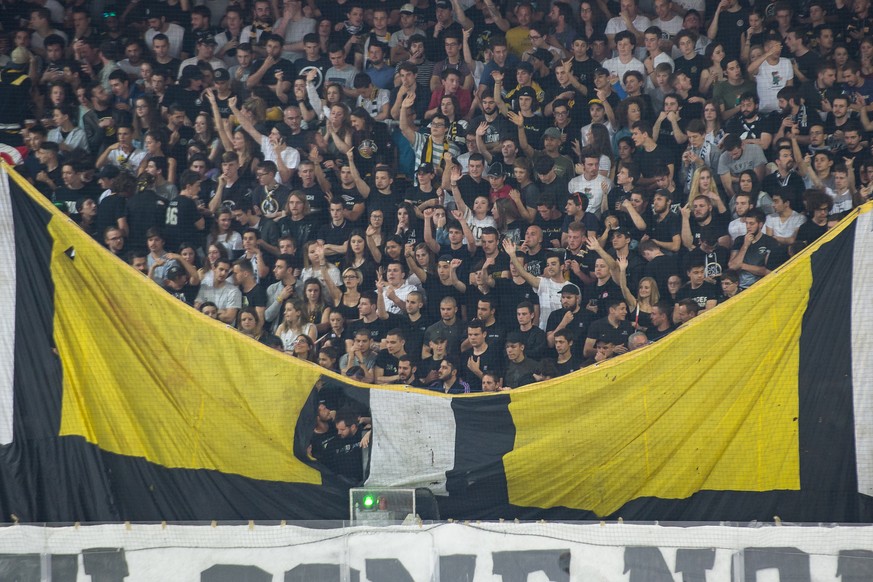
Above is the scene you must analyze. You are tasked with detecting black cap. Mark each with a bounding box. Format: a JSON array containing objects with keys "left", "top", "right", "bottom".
[
  {"left": 213, "top": 68, "right": 230, "bottom": 82},
  {"left": 416, "top": 162, "right": 435, "bottom": 174},
  {"left": 435, "top": 0, "right": 452, "bottom": 9},
  {"left": 486, "top": 162, "right": 506, "bottom": 177},
  {"left": 530, "top": 48, "right": 553, "bottom": 65},
  {"left": 516, "top": 86, "right": 537, "bottom": 99},
  {"left": 197, "top": 33, "right": 217, "bottom": 45},
  {"left": 516, "top": 61, "right": 534, "bottom": 73},
  {"left": 505, "top": 331, "right": 525, "bottom": 344},
  {"left": 593, "top": 66, "right": 610, "bottom": 77},
  {"left": 97, "top": 165, "right": 121, "bottom": 180},
  {"left": 613, "top": 226, "right": 632, "bottom": 237},
  {"left": 558, "top": 283, "right": 581, "bottom": 295},
  {"left": 438, "top": 254, "right": 453, "bottom": 263},
  {"left": 165, "top": 265, "right": 186, "bottom": 279}
]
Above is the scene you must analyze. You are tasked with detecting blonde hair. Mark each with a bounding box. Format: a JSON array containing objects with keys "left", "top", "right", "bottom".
[{"left": 687, "top": 166, "right": 716, "bottom": 205}]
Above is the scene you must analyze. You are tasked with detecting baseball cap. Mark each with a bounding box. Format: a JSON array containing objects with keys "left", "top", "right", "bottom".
[
  {"left": 197, "top": 33, "right": 217, "bottom": 45},
  {"left": 588, "top": 98, "right": 605, "bottom": 107},
  {"left": 613, "top": 226, "right": 632, "bottom": 237},
  {"left": 400, "top": 3, "right": 415, "bottom": 13},
  {"left": 213, "top": 68, "right": 230, "bottom": 82},
  {"left": 416, "top": 162, "right": 435, "bottom": 174},
  {"left": 543, "top": 127, "right": 562, "bottom": 140},
  {"left": 435, "top": 0, "right": 452, "bottom": 9},
  {"left": 530, "top": 48, "right": 553, "bottom": 65},
  {"left": 486, "top": 161, "right": 506, "bottom": 177},
  {"left": 165, "top": 265, "right": 186, "bottom": 280},
  {"left": 558, "top": 283, "right": 581, "bottom": 295},
  {"left": 516, "top": 86, "right": 537, "bottom": 99},
  {"left": 97, "top": 165, "right": 121, "bottom": 180},
  {"left": 438, "top": 254, "right": 453, "bottom": 263},
  {"left": 593, "top": 66, "right": 610, "bottom": 77},
  {"left": 516, "top": 61, "right": 534, "bottom": 73}
]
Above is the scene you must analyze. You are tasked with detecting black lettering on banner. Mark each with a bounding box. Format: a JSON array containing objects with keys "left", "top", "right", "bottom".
[
  {"left": 838, "top": 550, "right": 873, "bottom": 581},
  {"left": 82, "top": 547, "right": 129, "bottom": 582},
  {"left": 440, "top": 554, "right": 477, "bottom": 581},
  {"left": 624, "top": 547, "right": 674, "bottom": 582},
  {"left": 0, "top": 554, "right": 77, "bottom": 582},
  {"left": 492, "top": 549, "right": 571, "bottom": 582},
  {"left": 733, "top": 547, "right": 811, "bottom": 582},
  {"left": 675, "top": 548, "right": 716, "bottom": 582},
  {"left": 284, "top": 563, "right": 340, "bottom": 581},
  {"left": 200, "top": 564, "right": 271, "bottom": 581},
  {"left": 365, "top": 558, "right": 414, "bottom": 582}
]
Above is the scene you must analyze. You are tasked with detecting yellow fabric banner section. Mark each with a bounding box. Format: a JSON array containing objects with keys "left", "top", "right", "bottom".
[
  {"left": 6, "top": 169, "right": 325, "bottom": 485},
  {"left": 504, "top": 246, "right": 813, "bottom": 515}
]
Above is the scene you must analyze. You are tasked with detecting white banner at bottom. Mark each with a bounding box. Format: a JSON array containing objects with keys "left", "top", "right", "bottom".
[{"left": 0, "top": 521, "right": 872, "bottom": 581}]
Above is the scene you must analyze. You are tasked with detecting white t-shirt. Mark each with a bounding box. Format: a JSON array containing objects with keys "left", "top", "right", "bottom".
[
  {"left": 755, "top": 59, "right": 794, "bottom": 113},
  {"left": 536, "top": 277, "right": 565, "bottom": 330},
  {"left": 602, "top": 57, "right": 646, "bottom": 89},
  {"left": 765, "top": 211, "right": 807, "bottom": 239},
  {"left": 260, "top": 136, "right": 300, "bottom": 184},
  {"left": 605, "top": 15, "right": 652, "bottom": 61},
  {"left": 567, "top": 174, "right": 611, "bottom": 217}
]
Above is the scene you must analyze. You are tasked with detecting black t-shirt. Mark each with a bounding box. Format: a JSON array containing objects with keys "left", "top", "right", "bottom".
[
  {"left": 95, "top": 193, "right": 126, "bottom": 240},
  {"left": 586, "top": 316, "right": 634, "bottom": 346},
  {"left": 422, "top": 277, "right": 465, "bottom": 322},
  {"left": 534, "top": 216, "right": 564, "bottom": 248},
  {"left": 643, "top": 253, "right": 681, "bottom": 297},
  {"left": 386, "top": 312, "right": 432, "bottom": 360},
  {"left": 242, "top": 284, "right": 268, "bottom": 309},
  {"left": 676, "top": 281, "right": 719, "bottom": 309},
  {"left": 220, "top": 178, "right": 255, "bottom": 211},
  {"left": 492, "top": 278, "right": 539, "bottom": 325},
  {"left": 317, "top": 220, "right": 353, "bottom": 248},
  {"left": 374, "top": 350, "right": 401, "bottom": 378},
  {"left": 366, "top": 189, "right": 404, "bottom": 235},
  {"left": 469, "top": 114, "right": 515, "bottom": 150},
  {"left": 126, "top": 190, "right": 168, "bottom": 251},
  {"left": 550, "top": 355, "right": 582, "bottom": 376},
  {"left": 350, "top": 317, "right": 391, "bottom": 346},
  {"left": 583, "top": 279, "right": 623, "bottom": 316},
  {"left": 673, "top": 54, "right": 708, "bottom": 92},
  {"left": 796, "top": 220, "right": 828, "bottom": 245},
  {"left": 456, "top": 174, "right": 491, "bottom": 208},
  {"left": 648, "top": 211, "right": 681, "bottom": 247},
  {"left": 163, "top": 195, "right": 202, "bottom": 251},
  {"left": 633, "top": 145, "right": 672, "bottom": 180},
  {"left": 687, "top": 212, "right": 730, "bottom": 250},
  {"left": 461, "top": 345, "right": 503, "bottom": 392},
  {"left": 546, "top": 307, "right": 591, "bottom": 357},
  {"left": 404, "top": 184, "right": 438, "bottom": 208},
  {"left": 725, "top": 114, "right": 776, "bottom": 142},
  {"left": 163, "top": 282, "right": 200, "bottom": 305},
  {"left": 278, "top": 215, "right": 317, "bottom": 257}
]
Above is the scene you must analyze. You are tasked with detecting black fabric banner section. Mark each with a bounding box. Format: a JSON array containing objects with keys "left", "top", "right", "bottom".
[
  {"left": 441, "top": 394, "right": 515, "bottom": 519},
  {"left": 798, "top": 219, "right": 863, "bottom": 522}
]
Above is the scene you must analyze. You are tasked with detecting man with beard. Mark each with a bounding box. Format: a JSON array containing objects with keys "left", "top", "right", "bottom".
[
  {"left": 470, "top": 94, "right": 514, "bottom": 155},
  {"left": 728, "top": 208, "right": 778, "bottom": 289},
  {"left": 724, "top": 92, "right": 775, "bottom": 151},
  {"left": 762, "top": 146, "right": 805, "bottom": 209},
  {"left": 728, "top": 191, "right": 755, "bottom": 242},
  {"left": 680, "top": 195, "right": 731, "bottom": 251}
]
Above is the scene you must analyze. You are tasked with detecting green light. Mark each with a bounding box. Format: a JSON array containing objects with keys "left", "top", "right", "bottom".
[{"left": 362, "top": 494, "right": 376, "bottom": 508}]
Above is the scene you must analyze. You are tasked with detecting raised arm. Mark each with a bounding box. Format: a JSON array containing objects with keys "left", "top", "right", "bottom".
[{"left": 503, "top": 239, "right": 541, "bottom": 288}]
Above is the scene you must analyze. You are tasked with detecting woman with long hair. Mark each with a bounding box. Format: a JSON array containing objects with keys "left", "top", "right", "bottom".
[
  {"left": 579, "top": 0, "right": 607, "bottom": 37},
  {"left": 300, "top": 240, "right": 342, "bottom": 291},
  {"left": 342, "top": 230, "right": 377, "bottom": 290},
  {"left": 618, "top": 257, "right": 660, "bottom": 332},
  {"left": 207, "top": 210, "right": 243, "bottom": 258},
  {"left": 861, "top": 37, "right": 873, "bottom": 78},
  {"left": 291, "top": 334, "right": 318, "bottom": 362},
  {"left": 491, "top": 197, "right": 525, "bottom": 243},
  {"left": 349, "top": 106, "right": 391, "bottom": 176},
  {"left": 379, "top": 235, "right": 406, "bottom": 270},
  {"left": 326, "top": 267, "right": 363, "bottom": 324},
  {"left": 302, "top": 277, "right": 332, "bottom": 335},
  {"left": 308, "top": 81, "right": 345, "bottom": 123},
  {"left": 440, "top": 95, "right": 469, "bottom": 149},
  {"left": 211, "top": 94, "right": 259, "bottom": 179},
  {"left": 734, "top": 168, "right": 773, "bottom": 216},
  {"left": 132, "top": 96, "right": 162, "bottom": 150},
  {"left": 316, "top": 102, "right": 353, "bottom": 157},
  {"left": 40, "top": 81, "right": 70, "bottom": 128},
  {"left": 395, "top": 201, "right": 420, "bottom": 245},
  {"left": 702, "top": 100, "right": 724, "bottom": 149},
  {"left": 406, "top": 242, "right": 436, "bottom": 287},
  {"left": 322, "top": 312, "right": 347, "bottom": 355},
  {"left": 687, "top": 166, "right": 726, "bottom": 213},
  {"left": 238, "top": 307, "right": 279, "bottom": 346},
  {"left": 586, "top": 123, "right": 614, "bottom": 177},
  {"left": 612, "top": 99, "right": 643, "bottom": 157},
  {"left": 700, "top": 43, "right": 726, "bottom": 96},
  {"left": 193, "top": 112, "right": 221, "bottom": 164},
  {"left": 138, "top": 128, "right": 177, "bottom": 184},
  {"left": 276, "top": 298, "right": 317, "bottom": 352}
]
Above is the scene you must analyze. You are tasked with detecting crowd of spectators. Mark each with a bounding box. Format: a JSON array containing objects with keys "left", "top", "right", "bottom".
[{"left": 0, "top": 0, "right": 868, "bottom": 397}]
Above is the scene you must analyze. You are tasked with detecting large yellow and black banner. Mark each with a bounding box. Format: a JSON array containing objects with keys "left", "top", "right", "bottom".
[{"left": 0, "top": 162, "right": 871, "bottom": 523}]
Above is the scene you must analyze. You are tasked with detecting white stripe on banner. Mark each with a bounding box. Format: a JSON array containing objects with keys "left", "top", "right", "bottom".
[
  {"left": 853, "top": 210, "right": 873, "bottom": 496},
  {"left": 0, "top": 168, "right": 16, "bottom": 445},
  {"left": 365, "top": 389, "right": 456, "bottom": 496}
]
